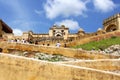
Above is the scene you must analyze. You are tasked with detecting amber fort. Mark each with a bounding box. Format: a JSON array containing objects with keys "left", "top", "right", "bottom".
[
  {"left": 0, "top": 13, "right": 120, "bottom": 80},
  {"left": 0, "top": 13, "right": 120, "bottom": 43}
]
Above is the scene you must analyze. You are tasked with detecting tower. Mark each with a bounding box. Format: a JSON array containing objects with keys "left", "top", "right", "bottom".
[
  {"left": 49, "top": 25, "right": 69, "bottom": 40},
  {"left": 103, "top": 13, "right": 120, "bottom": 32}
]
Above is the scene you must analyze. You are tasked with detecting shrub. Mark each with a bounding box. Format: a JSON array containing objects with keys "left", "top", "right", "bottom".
[{"left": 111, "top": 36, "right": 117, "bottom": 39}]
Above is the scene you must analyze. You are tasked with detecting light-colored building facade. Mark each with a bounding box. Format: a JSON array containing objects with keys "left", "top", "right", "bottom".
[{"left": 49, "top": 25, "right": 69, "bottom": 40}]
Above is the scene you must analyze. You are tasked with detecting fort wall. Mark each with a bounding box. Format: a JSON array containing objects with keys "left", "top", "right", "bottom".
[
  {"left": 0, "top": 42, "right": 119, "bottom": 59},
  {"left": 0, "top": 53, "right": 119, "bottom": 80},
  {"left": 67, "top": 30, "right": 120, "bottom": 47},
  {"left": 63, "top": 59, "right": 120, "bottom": 71}
]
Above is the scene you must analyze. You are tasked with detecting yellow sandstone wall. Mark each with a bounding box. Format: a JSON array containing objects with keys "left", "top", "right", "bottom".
[
  {"left": 0, "top": 42, "right": 119, "bottom": 59},
  {"left": 63, "top": 59, "right": 120, "bottom": 71},
  {"left": 0, "top": 53, "right": 120, "bottom": 80},
  {"left": 67, "top": 30, "right": 120, "bottom": 47}
]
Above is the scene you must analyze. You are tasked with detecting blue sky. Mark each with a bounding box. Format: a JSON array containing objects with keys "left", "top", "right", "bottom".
[{"left": 0, "top": 0, "right": 120, "bottom": 35}]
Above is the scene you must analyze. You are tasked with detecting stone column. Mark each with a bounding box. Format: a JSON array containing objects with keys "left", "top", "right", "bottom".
[
  {"left": 63, "top": 30, "right": 68, "bottom": 40},
  {"left": 49, "top": 29, "right": 53, "bottom": 37}
]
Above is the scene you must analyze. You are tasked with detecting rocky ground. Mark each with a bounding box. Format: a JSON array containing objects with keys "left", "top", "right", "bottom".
[
  {"left": 88, "top": 45, "right": 120, "bottom": 56},
  {"left": 8, "top": 45, "right": 120, "bottom": 62},
  {"left": 8, "top": 49, "right": 78, "bottom": 62},
  {"left": 104, "top": 45, "right": 120, "bottom": 55}
]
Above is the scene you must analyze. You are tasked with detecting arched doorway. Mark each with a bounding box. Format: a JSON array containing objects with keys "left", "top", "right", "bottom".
[
  {"left": 105, "top": 24, "right": 117, "bottom": 32},
  {"left": 55, "top": 32, "right": 63, "bottom": 37},
  {"left": 56, "top": 34, "right": 61, "bottom": 37}
]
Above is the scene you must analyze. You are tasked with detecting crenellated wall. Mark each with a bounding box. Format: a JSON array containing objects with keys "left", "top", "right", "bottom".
[
  {"left": 103, "top": 13, "right": 120, "bottom": 32},
  {"left": 0, "top": 53, "right": 120, "bottom": 80}
]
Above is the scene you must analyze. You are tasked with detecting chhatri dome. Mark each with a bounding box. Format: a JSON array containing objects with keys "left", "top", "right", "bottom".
[
  {"left": 97, "top": 28, "right": 102, "bottom": 31},
  {"left": 78, "top": 28, "right": 84, "bottom": 32}
]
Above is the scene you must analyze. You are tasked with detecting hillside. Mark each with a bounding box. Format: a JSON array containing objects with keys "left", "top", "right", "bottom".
[
  {"left": 73, "top": 36, "right": 120, "bottom": 50},
  {"left": 67, "top": 30, "right": 120, "bottom": 47}
]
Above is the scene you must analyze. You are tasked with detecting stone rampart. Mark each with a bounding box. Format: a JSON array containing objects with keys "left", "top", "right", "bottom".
[
  {"left": 0, "top": 42, "right": 119, "bottom": 59},
  {"left": 67, "top": 30, "right": 120, "bottom": 47},
  {"left": 0, "top": 53, "right": 120, "bottom": 80}
]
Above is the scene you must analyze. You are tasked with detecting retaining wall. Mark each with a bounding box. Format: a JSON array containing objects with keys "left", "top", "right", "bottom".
[
  {"left": 0, "top": 53, "right": 120, "bottom": 80},
  {"left": 63, "top": 59, "right": 120, "bottom": 71},
  {"left": 67, "top": 30, "right": 120, "bottom": 47},
  {"left": 0, "top": 42, "right": 119, "bottom": 59}
]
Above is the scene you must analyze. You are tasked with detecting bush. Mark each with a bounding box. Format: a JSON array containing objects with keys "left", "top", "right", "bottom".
[
  {"left": 98, "top": 46, "right": 106, "bottom": 51},
  {"left": 111, "top": 36, "right": 117, "bottom": 39}
]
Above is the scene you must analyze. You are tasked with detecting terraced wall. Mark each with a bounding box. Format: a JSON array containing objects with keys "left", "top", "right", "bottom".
[
  {"left": 63, "top": 59, "right": 120, "bottom": 70},
  {"left": 0, "top": 53, "right": 120, "bottom": 80},
  {"left": 0, "top": 42, "right": 119, "bottom": 59}
]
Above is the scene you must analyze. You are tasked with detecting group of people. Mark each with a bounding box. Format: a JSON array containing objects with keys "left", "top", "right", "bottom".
[
  {"left": 7, "top": 38, "right": 67, "bottom": 48},
  {"left": 42, "top": 42, "right": 61, "bottom": 47},
  {"left": 8, "top": 38, "right": 28, "bottom": 44},
  {"left": 42, "top": 42, "right": 66, "bottom": 48}
]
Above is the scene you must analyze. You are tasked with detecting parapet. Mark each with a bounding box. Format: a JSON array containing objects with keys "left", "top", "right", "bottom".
[{"left": 103, "top": 13, "right": 120, "bottom": 25}]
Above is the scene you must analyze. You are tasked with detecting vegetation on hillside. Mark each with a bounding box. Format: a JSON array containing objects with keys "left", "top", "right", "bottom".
[{"left": 73, "top": 36, "right": 120, "bottom": 50}]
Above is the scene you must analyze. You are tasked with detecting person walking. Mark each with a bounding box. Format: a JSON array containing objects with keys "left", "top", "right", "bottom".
[{"left": 56, "top": 42, "right": 61, "bottom": 47}]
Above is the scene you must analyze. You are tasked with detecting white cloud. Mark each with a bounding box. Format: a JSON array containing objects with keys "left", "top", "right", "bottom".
[
  {"left": 93, "top": 0, "right": 116, "bottom": 13},
  {"left": 44, "top": 0, "right": 89, "bottom": 19},
  {"left": 56, "top": 19, "right": 80, "bottom": 30},
  {"left": 34, "top": 9, "right": 43, "bottom": 15},
  {"left": 13, "top": 29, "right": 23, "bottom": 36}
]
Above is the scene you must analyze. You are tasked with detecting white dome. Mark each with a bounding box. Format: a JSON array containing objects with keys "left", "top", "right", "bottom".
[
  {"left": 97, "top": 28, "right": 102, "bottom": 31},
  {"left": 79, "top": 28, "right": 84, "bottom": 31}
]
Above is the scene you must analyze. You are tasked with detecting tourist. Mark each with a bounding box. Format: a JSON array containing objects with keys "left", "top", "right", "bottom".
[
  {"left": 21, "top": 39, "right": 25, "bottom": 43},
  {"left": 56, "top": 42, "right": 61, "bottom": 47},
  {"left": 47, "top": 43, "right": 50, "bottom": 46},
  {"left": 29, "top": 39, "right": 33, "bottom": 44},
  {"left": 43, "top": 43, "right": 45, "bottom": 46},
  {"left": 14, "top": 39, "right": 17, "bottom": 42},
  {"left": 64, "top": 43, "right": 67, "bottom": 47},
  {"left": 35, "top": 41, "right": 38, "bottom": 45},
  {"left": 11, "top": 39, "right": 14, "bottom": 43},
  {"left": 17, "top": 38, "right": 20, "bottom": 43}
]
